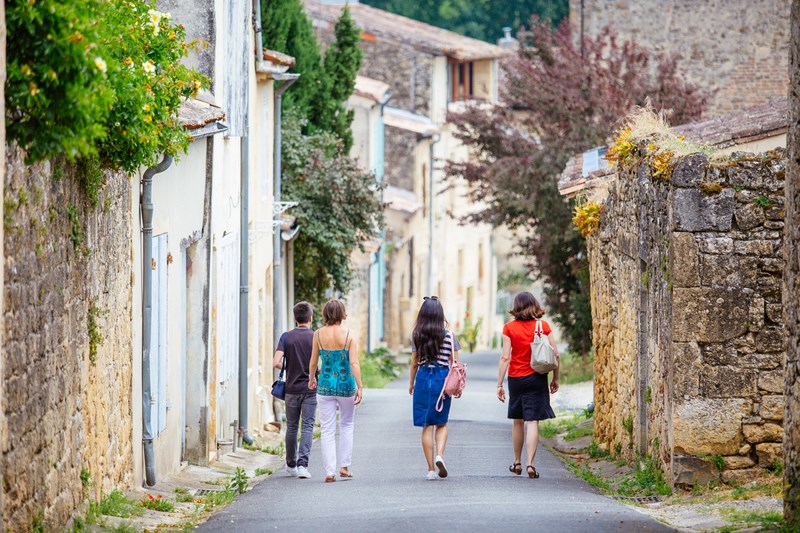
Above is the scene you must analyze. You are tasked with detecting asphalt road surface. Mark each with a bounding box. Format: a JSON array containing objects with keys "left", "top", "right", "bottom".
[{"left": 198, "top": 351, "right": 674, "bottom": 532}]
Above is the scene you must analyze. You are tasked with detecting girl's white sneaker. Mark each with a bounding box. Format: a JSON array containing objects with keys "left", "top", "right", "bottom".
[
  {"left": 435, "top": 455, "right": 448, "bottom": 478},
  {"left": 426, "top": 470, "right": 436, "bottom": 480}
]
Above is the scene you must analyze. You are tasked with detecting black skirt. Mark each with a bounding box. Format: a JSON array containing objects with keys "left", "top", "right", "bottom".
[{"left": 507, "top": 372, "right": 556, "bottom": 421}]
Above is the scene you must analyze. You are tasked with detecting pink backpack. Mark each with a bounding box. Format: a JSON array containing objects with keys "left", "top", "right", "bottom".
[{"left": 436, "top": 331, "right": 467, "bottom": 412}]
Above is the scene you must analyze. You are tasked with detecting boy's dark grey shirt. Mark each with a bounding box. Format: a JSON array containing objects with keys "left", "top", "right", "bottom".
[{"left": 278, "top": 326, "right": 315, "bottom": 394}]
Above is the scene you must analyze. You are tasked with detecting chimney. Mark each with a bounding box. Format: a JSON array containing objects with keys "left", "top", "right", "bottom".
[{"left": 497, "top": 26, "right": 519, "bottom": 50}]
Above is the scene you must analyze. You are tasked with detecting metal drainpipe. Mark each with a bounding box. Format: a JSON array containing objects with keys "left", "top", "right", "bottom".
[
  {"left": 272, "top": 74, "right": 299, "bottom": 351},
  {"left": 427, "top": 134, "right": 441, "bottom": 296},
  {"left": 235, "top": 0, "right": 270, "bottom": 448},
  {"left": 366, "top": 91, "right": 392, "bottom": 352},
  {"left": 141, "top": 154, "right": 173, "bottom": 487}
]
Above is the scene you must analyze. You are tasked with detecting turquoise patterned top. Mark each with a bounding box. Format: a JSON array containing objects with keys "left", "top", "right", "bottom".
[{"left": 317, "top": 329, "right": 357, "bottom": 397}]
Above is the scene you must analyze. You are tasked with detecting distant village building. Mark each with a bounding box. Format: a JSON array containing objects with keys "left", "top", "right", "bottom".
[
  {"left": 306, "top": 0, "right": 508, "bottom": 351},
  {"left": 569, "top": 0, "right": 791, "bottom": 117}
]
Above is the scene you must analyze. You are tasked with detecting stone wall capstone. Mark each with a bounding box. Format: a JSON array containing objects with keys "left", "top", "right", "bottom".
[
  {"left": 588, "top": 147, "right": 787, "bottom": 485},
  {"left": 2, "top": 147, "right": 133, "bottom": 530}
]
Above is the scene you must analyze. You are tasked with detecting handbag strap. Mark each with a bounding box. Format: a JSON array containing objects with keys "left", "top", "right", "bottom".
[{"left": 278, "top": 354, "right": 286, "bottom": 380}]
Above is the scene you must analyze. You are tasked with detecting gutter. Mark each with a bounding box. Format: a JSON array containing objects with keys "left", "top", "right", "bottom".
[
  {"left": 420, "top": 132, "right": 441, "bottom": 296},
  {"left": 271, "top": 73, "right": 299, "bottom": 351},
  {"left": 235, "top": 0, "right": 272, "bottom": 448},
  {"left": 366, "top": 90, "right": 392, "bottom": 351},
  {"left": 141, "top": 154, "right": 174, "bottom": 487}
]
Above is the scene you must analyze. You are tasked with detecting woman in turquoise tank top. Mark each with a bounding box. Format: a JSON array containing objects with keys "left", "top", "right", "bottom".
[{"left": 309, "top": 299, "right": 363, "bottom": 483}]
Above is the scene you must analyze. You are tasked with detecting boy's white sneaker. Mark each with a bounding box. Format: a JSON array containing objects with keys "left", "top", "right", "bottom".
[
  {"left": 435, "top": 455, "right": 448, "bottom": 478},
  {"left": 285, "top": 465, "right": 298, "bottom": 477},
  {"left": 297, "top": 466, "right": 311, "bottom": 479},
  {"left": 426, "top": 470, "right": 436, "bottom": 480}
]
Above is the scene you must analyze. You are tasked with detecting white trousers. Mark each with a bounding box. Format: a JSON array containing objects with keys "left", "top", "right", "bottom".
[{"left": 317, "top": 394, "right": 356, "bottom": 477}]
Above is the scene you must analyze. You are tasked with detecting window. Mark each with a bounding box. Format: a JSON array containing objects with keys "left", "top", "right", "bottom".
[{"left": 450, "top": 61, "right": 474, "bottom": 102}]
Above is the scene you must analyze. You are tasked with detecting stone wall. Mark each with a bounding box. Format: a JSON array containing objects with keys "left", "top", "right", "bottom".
[
  {"left": 569, "top": 0, "right": 790, "bottom": 117},
  {"left": 385, "top": 127, "right": 418, "bottom": 191},
  {"left": 2, "top": 148, "right": 134, "bottom": 529},
  {"left": 784, "top": 0, "right": 800, "bottom": 521},
  {"left": 589, "top": 148, "right": 787, "bottom": 484},
  {"left": 316, "top": 26, "right": 435, "bottom": 118}
]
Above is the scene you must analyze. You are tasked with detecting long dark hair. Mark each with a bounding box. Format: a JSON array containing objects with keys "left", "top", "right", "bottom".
[{"left": 412, "top": 297, "right": 447, "bottom": 365}]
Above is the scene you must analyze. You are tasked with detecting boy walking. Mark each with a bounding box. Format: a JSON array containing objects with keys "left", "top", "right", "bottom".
[{"left": 273, "top": 301, "right": 316, "bottom": 479}]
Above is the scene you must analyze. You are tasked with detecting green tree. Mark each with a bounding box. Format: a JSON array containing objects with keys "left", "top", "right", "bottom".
[
  {"left": 264, "top": 1, "right": 362, "bottom": 149},
  {"left": 263, "top": 0, "right": 379, "bottom": 304},
  {"left": 361, "top": 0, "right": 568, "bottom": 43},
  {"left": 262, "top": 0, "right": 324, "bottom": 122},
  {"left": 281, "top": 114, "right": 384, "bottom": 309},
  {"left": 319, "top": 7, "right": 363, "bottom": 151}
]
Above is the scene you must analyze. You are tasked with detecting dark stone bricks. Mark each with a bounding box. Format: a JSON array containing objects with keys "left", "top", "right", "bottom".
[{"left": 674, "top": 188, "right": 735, "bottom": 231}]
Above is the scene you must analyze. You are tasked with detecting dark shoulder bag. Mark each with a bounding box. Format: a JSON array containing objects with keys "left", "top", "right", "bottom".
[{"left": 271, "top": 355, "right": 286, "bottom": 400}]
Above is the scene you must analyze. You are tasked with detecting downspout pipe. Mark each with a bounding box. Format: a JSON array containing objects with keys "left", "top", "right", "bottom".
[
  {"left": 426, "top": 134, "right": 441, "bottom": 296},
  {"left": 141, "top": 154, "right": 173, "bottom": 487},
  {"left": 272, "top": 73, "right": 299, "bottom": 351},
  {"left": 366, "top": 90, "right": 392, "bottom": 353},
  {"left": 237, "top": 0, "right": 274, "bottom": 448}
]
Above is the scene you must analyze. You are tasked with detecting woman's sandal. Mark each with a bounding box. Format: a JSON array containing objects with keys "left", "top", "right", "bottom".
[
  {"left": 325, "top": 475, "right": 336, "bottom": 483},
  {"left": 527, "top": 465, "right": 539, "bottom": 479},
  {"left": 339, "top": 468, "right": 354, "bottom": 479},
  {"left": 509, "top": 462, "right": 522, "bottom": 475}
]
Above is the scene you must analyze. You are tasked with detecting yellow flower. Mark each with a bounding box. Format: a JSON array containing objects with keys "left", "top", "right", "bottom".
[
  {"left": 20, "top": 64, "right": 32, "bottom": 77},
  {"left": 142, "top": 61, "right": 156, "bottom": 74},
  {"left": 94, "top": 57, "right": 107, "bottom": 73},
  {"left": 144, "top": 115, "right": 153, "bottom": 123},
  {"left": 193, "top": 79, "right": 202, "bottom": 91},
  {"left": 48, "top": 69, "right": 57, "bottom": 80},
  {"left": 29, "top": 82, "right": 39, "bottom": 96},
  {"left": 142, "top": 104, "right": 151, "bottom": 112},
  {"left": 123, "top": 57, "right": 133, "bottom": 66},
  {"left": 148, "top": 9, "right": 162, "bottom": 25}
]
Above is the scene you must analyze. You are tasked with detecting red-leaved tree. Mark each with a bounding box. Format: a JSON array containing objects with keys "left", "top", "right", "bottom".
[{"left": 446, "top": 18, "right": 709, "bottom": 355}]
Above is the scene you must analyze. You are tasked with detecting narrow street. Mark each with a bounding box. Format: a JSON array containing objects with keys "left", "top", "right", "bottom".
[{"left": 198, "top": 352, "right": 673, "bottom": 532}]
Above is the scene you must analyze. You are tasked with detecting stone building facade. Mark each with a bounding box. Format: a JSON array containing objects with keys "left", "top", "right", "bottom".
[
  {"left": 561, "top": 101, "right": 788, "bottom": 485},
  {"left": 568, "top": 0, "right": 790, "bottom": 117},
  {"left": 2, "top": 149, "right": 134, "bottom": 529}
]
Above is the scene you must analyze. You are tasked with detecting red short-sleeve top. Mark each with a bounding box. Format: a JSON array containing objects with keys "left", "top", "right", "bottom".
[{"left": 502, "top": 319, "right": 552, "bottom": 378}]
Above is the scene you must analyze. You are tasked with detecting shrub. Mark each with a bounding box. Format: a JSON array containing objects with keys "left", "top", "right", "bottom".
[{"left": 6, "top": 0, "right": 207, "bottom": 171}]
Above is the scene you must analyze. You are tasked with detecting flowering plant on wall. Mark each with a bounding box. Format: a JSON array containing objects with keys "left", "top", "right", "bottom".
[
  {"left": 572, "top": 198, "right": 603, "bottom": 237},
  {"left": 6, "top": 0, "right": 208, "bottom": 172}
]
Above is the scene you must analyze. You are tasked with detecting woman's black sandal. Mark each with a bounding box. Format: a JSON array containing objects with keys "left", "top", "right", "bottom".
[
  {"left": 509, "top": 462, "right": 522, "bottom": 475},
  {"left": 527, "top": 465, "right": 539, "bottom": 478}
]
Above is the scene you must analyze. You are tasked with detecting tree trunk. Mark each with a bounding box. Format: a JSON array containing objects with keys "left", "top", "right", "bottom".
[{"left": 785, "top": 0, "right": 800, "bottom": 526}]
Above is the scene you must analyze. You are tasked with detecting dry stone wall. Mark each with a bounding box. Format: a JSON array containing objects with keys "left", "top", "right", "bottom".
[
  {"left": 2, "top": 147, "right": 134, "bottom": 530},
  {"left": 589, "top": 147, "right": 787, "bottom": 485}
]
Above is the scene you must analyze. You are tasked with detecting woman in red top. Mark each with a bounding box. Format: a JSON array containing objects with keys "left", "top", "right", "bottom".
[{"left": 497, "top": 291, "right": 559, "bottom": 478}]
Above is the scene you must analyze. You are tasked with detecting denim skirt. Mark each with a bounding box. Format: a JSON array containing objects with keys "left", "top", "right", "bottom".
[{"left": 413, "top": 365, "right": 451, "bottom": 427}]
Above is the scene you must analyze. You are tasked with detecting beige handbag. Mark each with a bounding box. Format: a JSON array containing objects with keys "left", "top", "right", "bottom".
[{"left": 529, "top": 319, "right": 558, "bottom": 374}]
